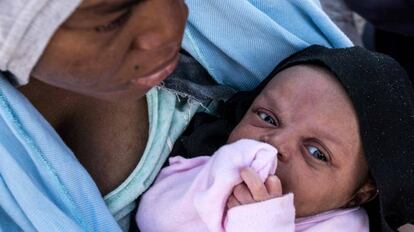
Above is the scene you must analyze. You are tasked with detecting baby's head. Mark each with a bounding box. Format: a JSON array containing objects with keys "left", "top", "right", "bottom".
[
  {"left": 175, "top": 45, "right": 414, "bottom": 230},
  {"left": 226, "top": 45, "right": 414, "bottom": 230},
  {"left": 228, "top": 64, "right": 372, "bottom": 217}
]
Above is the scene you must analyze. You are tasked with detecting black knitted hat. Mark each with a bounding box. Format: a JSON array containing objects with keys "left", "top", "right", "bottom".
[{"left": 173, "top": 45, "right": 414, "bottom": 231}]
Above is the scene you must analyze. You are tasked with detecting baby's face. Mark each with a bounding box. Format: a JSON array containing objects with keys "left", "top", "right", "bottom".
[{"left": 228, "top": 65, "right": 369, "bottom": 217}]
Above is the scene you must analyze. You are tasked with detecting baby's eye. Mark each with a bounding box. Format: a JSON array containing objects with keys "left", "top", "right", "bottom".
[
  {"left": 306, "top": 146, "right": 328, "bottom": 162},
  {"left": 257, "top": 111, "right": 277, "bottom": 126}
]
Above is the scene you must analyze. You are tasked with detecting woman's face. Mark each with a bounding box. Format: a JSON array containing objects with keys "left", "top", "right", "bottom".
[
  {"left": 31, "top": 0, "right": 188, "bottom": 101},
  {"left": 228, "top": 65, "right": 369, "bottom": 217}
]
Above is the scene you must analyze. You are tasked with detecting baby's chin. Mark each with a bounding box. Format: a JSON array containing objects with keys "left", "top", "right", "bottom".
[{"left": 294, "top": 200, "right": 346, "bottom": 218}]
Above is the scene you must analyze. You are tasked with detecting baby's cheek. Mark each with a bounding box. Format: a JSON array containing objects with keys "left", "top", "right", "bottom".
[
  {"left": 227, "top": 126, "right": 254, "bottom": 143},
  {"left": 275, "top": 168, "right": 311, "bottom": 215},
  {"left": 274, "top": 170, "right": 289, "bottom": 194}
]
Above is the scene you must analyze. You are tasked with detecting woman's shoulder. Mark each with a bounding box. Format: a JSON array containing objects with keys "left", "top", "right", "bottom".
[{"left": 0, "top": 71, "right": 121, "bottom": 231}]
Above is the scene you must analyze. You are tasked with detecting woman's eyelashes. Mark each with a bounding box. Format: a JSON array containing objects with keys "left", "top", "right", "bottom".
[
  {"left": 256, "top": 110, "right": 279, "bottom": 126},
  {"left": 95, "top": 10, "right": 132, "bottom": 33}
]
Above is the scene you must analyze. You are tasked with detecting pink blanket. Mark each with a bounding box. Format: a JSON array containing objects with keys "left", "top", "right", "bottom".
[{"left": 137, "top": 139, "right": 368, "bottom": 232}]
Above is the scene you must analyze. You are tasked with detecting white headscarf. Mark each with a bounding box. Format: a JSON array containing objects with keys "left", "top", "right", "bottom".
[{"left": 0, "top": 0, "right": 81, "bottom": 85}]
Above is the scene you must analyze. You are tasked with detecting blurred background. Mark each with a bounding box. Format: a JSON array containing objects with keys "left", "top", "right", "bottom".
[{"left": 320, "top": 0, "right": 414, "bottom": 86}]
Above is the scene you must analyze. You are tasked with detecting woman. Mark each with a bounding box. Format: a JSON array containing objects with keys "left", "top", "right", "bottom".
[{"left": 0, "top": 0, "right": 351, "bottom": 231}]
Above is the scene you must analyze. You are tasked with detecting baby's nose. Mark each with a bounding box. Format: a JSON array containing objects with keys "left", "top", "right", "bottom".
[
  {"left": 260, "top": 133, "right": 294, "bottom": 163},
  {"left": 277, "top": 151, "right": 289, "bottom": 163}
]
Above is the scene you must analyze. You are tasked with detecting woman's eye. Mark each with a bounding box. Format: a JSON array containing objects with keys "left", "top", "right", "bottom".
[
  {"left": 307, "top": 146, "right": 328, "bottom": 162},
  {"left": 257, "top": 111, "right": 277, "bottom": 126},
  {"left": 95, "top": 10, "right": 131, "bottom": 33}
]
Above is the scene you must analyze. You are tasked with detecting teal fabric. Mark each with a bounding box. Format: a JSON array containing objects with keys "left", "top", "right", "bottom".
[
  {"left": 183, "top": 0, "right": 353, "bottom": 90},
  {"left": 104, "top": 87, "right": 203, "bottom": 230},
  {"left": 0, "top": 74, "right": 204, "bottom": 231},
  {"left": 0, "top": 1, "right": 357, "bottom": 229},
  {"left": 0, "top": 75, "right": 121, "bottom": 232}
]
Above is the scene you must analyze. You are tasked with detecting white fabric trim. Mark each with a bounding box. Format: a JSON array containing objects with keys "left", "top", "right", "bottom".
[{"left": 0, "top": 0, "right": 81, "bottom": 85}]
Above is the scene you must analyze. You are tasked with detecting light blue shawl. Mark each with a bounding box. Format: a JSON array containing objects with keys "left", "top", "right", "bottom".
[
  {"left": 0, "top": 1, "right": 352, "bottom": 230},
  {"left": 183, "top": 0, "right": 353, "bottom": 90},
  {"left": 0, "top": 76, "right": 121, "bottom": 231}
]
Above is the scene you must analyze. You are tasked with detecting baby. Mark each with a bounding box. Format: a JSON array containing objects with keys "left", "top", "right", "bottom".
[{"left": 136, "top": 46, "right": 414, "bottom": 231}]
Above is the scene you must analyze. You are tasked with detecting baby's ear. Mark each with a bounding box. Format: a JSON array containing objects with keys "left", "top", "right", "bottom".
[{"left": 345, "top": 178, "right": 378, "bottom": 208}]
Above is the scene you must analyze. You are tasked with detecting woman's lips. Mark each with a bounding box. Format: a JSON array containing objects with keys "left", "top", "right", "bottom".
[{"left": 131, "top": 51, "right": 179, "bottom": 88}]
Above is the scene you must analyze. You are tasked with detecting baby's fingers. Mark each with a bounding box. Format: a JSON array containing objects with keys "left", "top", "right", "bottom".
[
  {"left": 265, "top": 175, "right": 283, "bottom": 198},
  {"left": 233, "top": 183, "right": 255, "bottom": 205},
  {"left": 240, "top": 168, "right": 269, "bottom": 201},
  {"left": 226, "top": 194, "right": 241, "bottom": 209}
]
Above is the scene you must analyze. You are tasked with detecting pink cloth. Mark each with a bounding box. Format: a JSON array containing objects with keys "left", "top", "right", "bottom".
[{"left": 137, "top": 139, "right": 369, "bottom": 232}]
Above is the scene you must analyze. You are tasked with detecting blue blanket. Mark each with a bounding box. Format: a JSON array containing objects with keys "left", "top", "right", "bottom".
[{"left": 183, "top": 0, "right": 352, "bottom": 90}]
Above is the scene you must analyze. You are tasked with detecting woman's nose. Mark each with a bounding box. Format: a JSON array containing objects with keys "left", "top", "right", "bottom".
[
  {"left": 131, "top": 25, "right": 181, "bottom": 51},
  {"left": 131, "top": 0, "right": 188, "bottom": 51}
]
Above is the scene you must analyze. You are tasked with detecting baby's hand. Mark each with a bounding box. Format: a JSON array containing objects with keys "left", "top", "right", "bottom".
[{"left": 227, "top": 167, "right": 283, "bottom": 209}]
